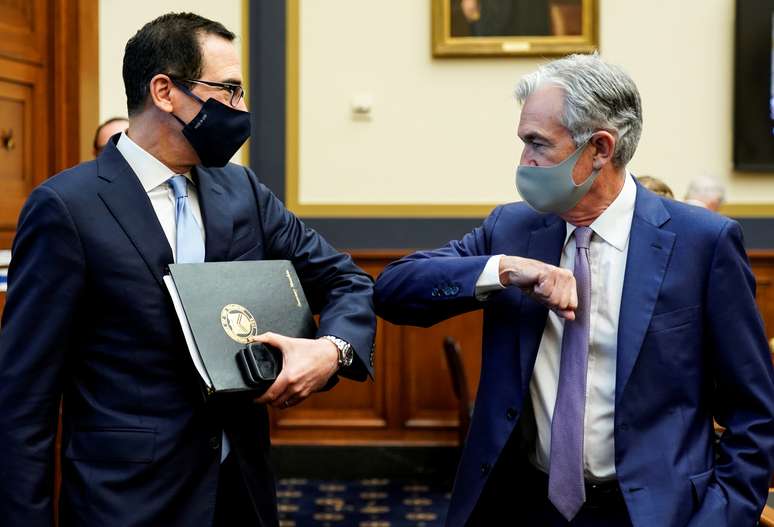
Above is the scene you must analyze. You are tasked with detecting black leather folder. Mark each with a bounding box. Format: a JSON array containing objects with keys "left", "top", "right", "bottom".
[{"left": 164, "top": 260, "right": 317, "bottom": 397}]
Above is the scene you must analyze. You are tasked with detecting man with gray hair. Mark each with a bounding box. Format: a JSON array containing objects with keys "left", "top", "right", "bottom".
[
  {"left": 375, "top": 54, "right": 774, "bottom": 526},
  {"left": 684, "top": 175, "right": 726, "bottom": 212}
]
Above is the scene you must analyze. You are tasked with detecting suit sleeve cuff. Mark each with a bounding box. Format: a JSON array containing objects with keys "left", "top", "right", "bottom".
[{"left": 475, "top": 254, "right": 505, "bottom": 300}]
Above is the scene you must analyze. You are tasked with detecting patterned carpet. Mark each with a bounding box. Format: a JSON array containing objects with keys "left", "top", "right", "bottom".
[{"left": 276, "top": 478, "right": 452, "bottom": 526}]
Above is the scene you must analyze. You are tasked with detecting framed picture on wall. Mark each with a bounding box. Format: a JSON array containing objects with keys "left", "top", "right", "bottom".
[{"left": 432, "top": 0, "right": 598, "bottom": 57}]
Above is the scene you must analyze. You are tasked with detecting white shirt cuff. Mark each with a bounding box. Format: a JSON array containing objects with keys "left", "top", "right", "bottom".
[{"left": 475, "top": 254, "right": 505, "bottom": 300}]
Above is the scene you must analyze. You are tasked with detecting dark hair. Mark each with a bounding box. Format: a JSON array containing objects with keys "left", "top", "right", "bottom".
[
  {"left": 122, "top": 12, "right": 235, "bottom": 116},
  {"left": 93, "top": 117, "right": 129, "bottom": 151}
]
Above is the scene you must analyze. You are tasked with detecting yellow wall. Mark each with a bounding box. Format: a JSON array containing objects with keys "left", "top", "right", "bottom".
[
  {"left": 99, "top": 1, "right": 774, "bottom": 210},
  {"left": 296, "top": 0, "right": 774, "bottom": 209}
]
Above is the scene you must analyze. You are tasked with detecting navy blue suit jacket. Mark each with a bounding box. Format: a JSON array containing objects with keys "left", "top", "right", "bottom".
[
  {"left": 375, "top": 180, "right": 774, "bottom": 527},
  {"left": 0, "top": 139, "right": 376, "bottom": 526}
]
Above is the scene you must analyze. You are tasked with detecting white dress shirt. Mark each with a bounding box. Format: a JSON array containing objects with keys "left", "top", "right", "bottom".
[
  {"left": 476, "top": 173, "right": 636, "bottom": 480},
  {"left": 115, "top": 132, "right": 230, "bottom": 462},
  {"left": 115, "top": 132, "right": 205, "bottom": 256}
]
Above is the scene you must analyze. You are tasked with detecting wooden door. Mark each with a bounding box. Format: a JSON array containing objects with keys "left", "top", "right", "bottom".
[
  {"left": 0, "top": 2, "right": 97, "bottom": 524},
  {"left": 0, "top": 0, "right": 48, "bottom": 64},
  {"left": 0, "top": 0, "right": 97, "bottom": 319},
  {"left": 0, "top": 0, "right": 50, "bottom": 250}
]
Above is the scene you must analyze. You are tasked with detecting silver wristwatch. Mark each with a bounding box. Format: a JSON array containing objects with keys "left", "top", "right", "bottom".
[{"left": 321, "top": 335, "right": 354, "bottom": 369}]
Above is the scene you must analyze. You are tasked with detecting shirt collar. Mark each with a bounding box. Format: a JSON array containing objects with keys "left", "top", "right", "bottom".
[
  {"left": 115, "top": 132, "right": 194, "bottom": 192},
  {"left": 564, "top": 172, "right": 636, "bottom": 252}
]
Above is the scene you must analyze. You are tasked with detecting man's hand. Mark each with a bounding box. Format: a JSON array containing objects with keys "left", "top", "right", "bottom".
[
  {"left": 252, "top": 332, "right": 339, "bottom": 409},
  {"left": 499, "top": 256, "right": 578, "bottom": 320}
]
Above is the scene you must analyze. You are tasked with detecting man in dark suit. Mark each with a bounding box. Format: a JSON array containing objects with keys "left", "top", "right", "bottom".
[
  {"left": 0, "top": 13, "right": 375, "bottom": 526},
  {"left": 375, "top": 54, "right": 774, "bottom": 526}
]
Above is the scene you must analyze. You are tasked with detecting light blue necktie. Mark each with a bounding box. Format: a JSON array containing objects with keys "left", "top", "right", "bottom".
[
  {"left": 168, "top": 175, "right": 205, "bottom": 264},
  {"left": 548, "top": 226, "right": 593, "bottom": 521},
  {"left": 168, "top": 175, "right": 231, "bottom": 462}
]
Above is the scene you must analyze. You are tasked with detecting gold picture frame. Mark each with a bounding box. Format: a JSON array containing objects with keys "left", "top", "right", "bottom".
[{"left": 432, "top": 0, "right": 598, "bottom": 57}]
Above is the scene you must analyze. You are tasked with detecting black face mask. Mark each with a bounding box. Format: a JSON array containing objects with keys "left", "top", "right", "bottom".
[{"left": 172, "top": 81, "right": 251, "bottom": 167}]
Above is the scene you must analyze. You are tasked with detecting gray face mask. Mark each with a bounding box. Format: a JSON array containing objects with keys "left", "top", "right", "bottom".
[{"left": 515, "top": 140, "right": 599, "bottom": 214}]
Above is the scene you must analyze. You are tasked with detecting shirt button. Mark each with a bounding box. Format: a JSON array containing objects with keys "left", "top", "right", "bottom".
[
  {"left": 480, "top": 462, "right": 491, "bottom": 476},
  {"left": 505, "top": 407, "right": 518, "bottom": 421},
  {"left": 209, "top": 436, "right": 220, "bottom": 450}
]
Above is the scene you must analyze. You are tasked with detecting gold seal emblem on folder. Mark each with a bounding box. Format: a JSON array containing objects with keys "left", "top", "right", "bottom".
[{"left": 220, "top": 304, "right": 258, "bottom": 344}]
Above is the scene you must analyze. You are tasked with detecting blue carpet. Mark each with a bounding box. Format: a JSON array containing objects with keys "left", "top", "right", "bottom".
[{"left": 276, "top": 478, "right": 452, "bottom": 526}]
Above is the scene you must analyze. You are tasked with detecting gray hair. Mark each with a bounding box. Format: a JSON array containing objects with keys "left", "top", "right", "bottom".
[
  {"left": 515, "top": 54, "right": 643, "bottom": 167},
  {"left": 685, "top": 176, "right": 726, "bottom": 204}
]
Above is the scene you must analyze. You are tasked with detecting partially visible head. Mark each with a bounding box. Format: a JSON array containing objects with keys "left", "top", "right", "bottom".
[
  {"left": 93, "top": 117, "right": 129, "bottom": 157},
  {"left": 515, "top": 53, "right": 642, "bottom": 169},
  {"left": 514, "top": 54, "right": 643, "bottom": 224},
  {"left": 637, "top": 175, "right": 674, "bottom": 199},
  {"left": 123, "top": 13, "right": 236, "bottom": 117},
  {"left": 684, "top": 176, "right": 726, "bottom": 212}
]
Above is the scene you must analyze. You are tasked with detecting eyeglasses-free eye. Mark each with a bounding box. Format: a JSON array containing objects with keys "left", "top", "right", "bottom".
[{"left": 181, "top": 78, "right": 245, "bottom": 107}]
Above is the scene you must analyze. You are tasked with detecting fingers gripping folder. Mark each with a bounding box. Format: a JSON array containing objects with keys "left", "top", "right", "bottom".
[
  {"left": 236, "top": 343, "right": 283, "bottom": 395},
  {"left": 164, "top": 260, "right": 315, "bottom": 396}
]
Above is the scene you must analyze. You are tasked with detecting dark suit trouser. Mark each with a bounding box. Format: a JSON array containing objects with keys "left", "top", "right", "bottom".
[
  {"left": 214, "top": 454, "right": 265, "bottom": 527},
  {"left": 467, "top": 443, "right": 632, "bottom": 527}
]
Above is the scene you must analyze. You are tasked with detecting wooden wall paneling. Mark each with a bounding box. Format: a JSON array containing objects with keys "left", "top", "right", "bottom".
[
  {"left": 0, "top": 0, "right": 47, "bottom": 65},
  {"left": 268, "top": 250, "right": 774, "bottom": 447},
  {"left": 381, "top": 319, "right": 404, "bottom": 436},
  {"left": 0, "top": 231, "right": 13, "bottom": 248},
  {"left": 270, "top": 257, "right": 389, "bottom": 444},
  {"left": 270, "top": 251, "right": 486, "bottom": 446},
  {"left": 400, "top": 312, "right": 482, "bottom": 432},
  {"left": 270, "top": 319, "right": 388, "bottom": 443},
  {"left": 750, "top": 251, "right": 774, "bottom": 340}
]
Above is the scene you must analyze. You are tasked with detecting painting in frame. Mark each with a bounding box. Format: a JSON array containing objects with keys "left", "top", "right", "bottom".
[{"left": 432, "top": 0, "right": 598, "bottom": 57}]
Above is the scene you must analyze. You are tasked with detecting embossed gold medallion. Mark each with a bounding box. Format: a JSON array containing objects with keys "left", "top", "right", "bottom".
[{"left": 220, "top": 304, "right": 258, "bottom": 343}]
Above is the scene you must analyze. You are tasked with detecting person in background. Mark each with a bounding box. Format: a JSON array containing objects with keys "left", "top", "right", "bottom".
[
  {"left": 459, "top": 0, "right": 551, "bottom": 36},
  {"left": 684, "top": 175, "right": 726, "bottom": 212},
  {"left": 636, "top": 175, "right": 674, "bottom": 198},
  {"left": 92, "top": 116, "right": 129, "bottom": 157},
  {"left": 0, "top": 12, "right": 376, "bottom": 526},
  {"left": 374, "top": 54, "right": 774, "bottom": 527}
]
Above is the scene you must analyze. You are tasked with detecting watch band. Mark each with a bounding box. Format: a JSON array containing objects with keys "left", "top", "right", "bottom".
[{"left": 321, "top": 335, "right": 354, "bottom": 368}]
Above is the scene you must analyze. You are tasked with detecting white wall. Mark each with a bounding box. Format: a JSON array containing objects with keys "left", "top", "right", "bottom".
[{"left": 297, "top": 0, "right": 774, "bottom": 206}]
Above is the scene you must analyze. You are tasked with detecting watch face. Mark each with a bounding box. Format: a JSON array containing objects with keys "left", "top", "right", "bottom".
[{"left": 325, "top": 336, "right": 353, "bottom": 367}]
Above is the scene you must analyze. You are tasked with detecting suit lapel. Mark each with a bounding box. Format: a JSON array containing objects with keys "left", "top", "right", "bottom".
[
  {"left": 96, "top": 145, "right": 173, "bottom": 289},
  {"left": 615, "top": 186, "right": 675, "bottom": 403},
  {"left": 519, "top": 215, "right": 566, "bottom": 391},
  {"left": 194, "top": 167, "right": 234, "bottom": 262}
]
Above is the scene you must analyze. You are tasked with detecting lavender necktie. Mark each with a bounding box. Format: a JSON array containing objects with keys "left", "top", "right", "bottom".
[{"left": 548, "top": 226, "right": 593, "bottom": 521}]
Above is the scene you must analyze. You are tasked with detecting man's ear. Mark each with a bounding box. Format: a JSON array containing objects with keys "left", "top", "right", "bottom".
[
  {"left": 590, "top": 131, "right": 615, "bottom": 170},
  {"left": 148, "top": 74, "right": 175, "bottom": 113}
]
